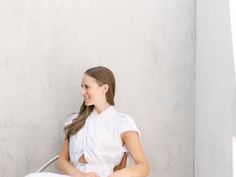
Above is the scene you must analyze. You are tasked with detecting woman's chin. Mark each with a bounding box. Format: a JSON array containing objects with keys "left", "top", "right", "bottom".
[{"left": 85, "top": 101, "right": 92, "bottom": 106}]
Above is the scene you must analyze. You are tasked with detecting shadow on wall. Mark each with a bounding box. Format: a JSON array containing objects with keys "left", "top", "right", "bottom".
[
  {"left": 229, "top": 0, "right": 236, "bottom": 177},
  {"left": 229, "top": 0, "right": 236, "bottom": 82}
]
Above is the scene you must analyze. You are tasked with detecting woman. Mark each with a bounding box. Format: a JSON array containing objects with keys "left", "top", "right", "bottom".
[{"left": 25, "top": 66, "right": 149, "bottom": 177}]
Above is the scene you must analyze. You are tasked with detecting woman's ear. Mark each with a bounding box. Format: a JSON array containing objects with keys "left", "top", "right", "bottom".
[{"left": 103, "top": 84, "right": 109, "bottom": 93}]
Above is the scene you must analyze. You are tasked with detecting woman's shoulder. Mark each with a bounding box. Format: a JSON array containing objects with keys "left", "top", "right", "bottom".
[
  {"left": 115, "top": 111, "right": 135, "bottom": 122},
  {"left": 116, "top": 112, "right": 140, "bottom": 136},
  {"left": 108, "top": 108, "right": 134, "bottom": 125},
  {"left": 117, "top": 112, "right": 136, "bottom": 125},
  {"left": 64, "top": 112, "right": 79, "bottom": 127}
]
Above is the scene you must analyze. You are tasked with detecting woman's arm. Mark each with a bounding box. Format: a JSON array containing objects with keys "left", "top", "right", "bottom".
[
  {"left": 57, "top": 139, "right": 82, "bottom": 176},
  {"left": 109, "top": 131, "right": 149, "bottom": 177},
  {"left": 57, "top": 139, "right": 99, "bottom": 177}
]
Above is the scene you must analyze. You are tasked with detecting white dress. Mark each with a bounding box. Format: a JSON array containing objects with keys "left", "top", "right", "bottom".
[{"left": 25, "top": 106, "right": 140, "bottom": 177}]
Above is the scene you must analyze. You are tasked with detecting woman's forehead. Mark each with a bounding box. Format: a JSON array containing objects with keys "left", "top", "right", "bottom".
[{"left": 81, "top": 74, "right": 97, "bottom": 84}]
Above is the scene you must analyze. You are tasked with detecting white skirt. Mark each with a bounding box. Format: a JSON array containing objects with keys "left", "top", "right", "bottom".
[
  {"left": 25, "top": 172, "right": 70, "bottom": 177},
  {"left": 24, "top": 163, "right": 113, "bottom": 177}
]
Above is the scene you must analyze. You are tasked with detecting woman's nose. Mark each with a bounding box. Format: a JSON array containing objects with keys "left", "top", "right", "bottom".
[{"left": 80, "top": 88, "right": 85, "bottom": 95}]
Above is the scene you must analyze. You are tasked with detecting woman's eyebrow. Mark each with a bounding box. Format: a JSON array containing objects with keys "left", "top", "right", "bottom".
[{"left": 81, "top": 83, "right": 89, "bottom": 87}]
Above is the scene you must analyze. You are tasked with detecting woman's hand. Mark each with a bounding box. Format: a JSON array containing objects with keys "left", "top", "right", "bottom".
[
  {"left": 108, "top": 170, "right": 129, "bottom": 177},
  {"left": 73, "top": 171, "right": 100, "bottom": 177}
]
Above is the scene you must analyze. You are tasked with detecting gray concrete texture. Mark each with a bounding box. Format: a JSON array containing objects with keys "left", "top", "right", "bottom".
[{"left": 0, "top": 0, "right": 195, "bottom": 177}]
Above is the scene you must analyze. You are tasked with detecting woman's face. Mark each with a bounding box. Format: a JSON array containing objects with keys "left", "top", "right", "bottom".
[{"left": 80, "top": 74, "right": 107, "bottom": 106}]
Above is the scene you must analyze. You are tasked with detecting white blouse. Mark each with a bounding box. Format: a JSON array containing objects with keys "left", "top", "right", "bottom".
[
  {"left": 64, "top": 106, "right": 140, "bottom": 177},
  {"left": 25, "top": 106, "right": 140, "bottom": 177}
]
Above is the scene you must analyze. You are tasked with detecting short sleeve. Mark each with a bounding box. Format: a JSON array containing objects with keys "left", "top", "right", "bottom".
[
  {"left": 64, "top": 113, "right": 79, "bottom": 128},
  {"left": 119, "top": 113, "right": 141, "bottom": 137}
]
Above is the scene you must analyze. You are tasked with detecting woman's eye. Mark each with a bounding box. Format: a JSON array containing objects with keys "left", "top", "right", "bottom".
[{"left": 81, "top": 84, "right": 90, "bottom": 89}]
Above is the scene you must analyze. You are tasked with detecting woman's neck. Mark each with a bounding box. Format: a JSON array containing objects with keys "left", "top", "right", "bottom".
[{"left": 94, "top": 102, "right": 111, "bottom": 114}]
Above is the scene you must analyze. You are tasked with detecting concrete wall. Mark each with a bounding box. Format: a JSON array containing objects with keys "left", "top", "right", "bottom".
[
  {"left": 195, "top": 0, "right": 236, "bottom": 177},
  {"left": 0, "top": 1, "right": 195, "bottom": 177}
]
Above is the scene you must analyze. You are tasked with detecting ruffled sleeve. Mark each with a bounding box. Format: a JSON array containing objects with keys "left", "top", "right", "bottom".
[
  {"left": 64, "top": 113, "right": 79, "bottom": 127},
  {"left": 118, "top": 113, "right": 141, "bottom": 137}
]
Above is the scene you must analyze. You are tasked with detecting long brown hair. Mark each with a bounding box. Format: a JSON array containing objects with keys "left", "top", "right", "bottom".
[{"left": 64, "top": 66, "right": 116, "bottom": 140}]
